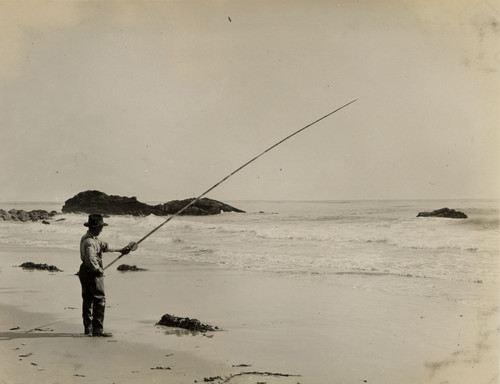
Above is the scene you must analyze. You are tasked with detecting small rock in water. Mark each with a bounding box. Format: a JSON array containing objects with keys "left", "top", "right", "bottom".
[
  {"left": 416, "top": 207, "right": 467, "bottom": 219},
  {"left": 19, "top": 262, "right": 62, "bottom": 272},
  {"left": 117, "top": 264, "right": 148, "bottom": 272}
]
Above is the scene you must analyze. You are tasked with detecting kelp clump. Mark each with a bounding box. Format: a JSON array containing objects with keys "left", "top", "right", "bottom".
[{"left": 156, "top": 314, "right": 219, "bottom": 332}]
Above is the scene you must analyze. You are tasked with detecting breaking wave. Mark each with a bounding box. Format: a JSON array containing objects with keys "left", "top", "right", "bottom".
[{"left": 0, "top": 199, "right": 497, "bottom": 283}]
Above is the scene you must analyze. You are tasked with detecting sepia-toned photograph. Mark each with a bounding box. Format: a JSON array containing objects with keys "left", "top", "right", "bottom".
[{"left": 0, "top": 1, "right": 498, "bottom": 383}]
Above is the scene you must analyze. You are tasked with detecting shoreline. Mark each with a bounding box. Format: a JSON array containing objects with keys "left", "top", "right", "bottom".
[{"left": 0, "top": 244, "right": 498, "bottom": 383}]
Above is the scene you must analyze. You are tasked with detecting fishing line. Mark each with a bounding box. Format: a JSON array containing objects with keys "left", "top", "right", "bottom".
[{"left": 104, "top": 99, "right": 357, "bottom": 270}]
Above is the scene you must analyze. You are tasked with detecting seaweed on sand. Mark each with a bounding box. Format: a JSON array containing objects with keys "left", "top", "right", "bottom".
[{"left": 156, "top": 314, "right": 219, "bottom": 332}]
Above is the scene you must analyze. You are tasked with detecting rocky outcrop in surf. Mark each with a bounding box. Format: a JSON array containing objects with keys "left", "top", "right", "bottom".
[
  {"left": 0, "top": 209, "right": 57, "bottom": 222},
  {"left": 62, "top": 190, "right": 157, "bottom": 215},
  {"left": 62, "top": 190, "right": 244, "bottom": 216},
  {"left": 417, "top": 207, "right": 468, "bottom": 219},
  {"left": 18, "top": 262, "right": 62, "bottom": 272},
  {"left": 156, "top": 198, "right": 245, "bottom": 215}
]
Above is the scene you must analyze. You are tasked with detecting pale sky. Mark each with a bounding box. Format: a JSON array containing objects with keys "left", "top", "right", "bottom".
[{"left": 1, "top": 0, "right": 498, "bottom": 202}]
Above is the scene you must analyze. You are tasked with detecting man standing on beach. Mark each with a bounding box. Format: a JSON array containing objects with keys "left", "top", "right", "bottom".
[{"left": 78, "top": 214, "right": 136, "bottom": 337}]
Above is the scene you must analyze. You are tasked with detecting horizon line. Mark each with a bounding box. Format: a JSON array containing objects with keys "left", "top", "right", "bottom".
[{"left": 0, "top": 197, "right": 498, "bottom": 205}]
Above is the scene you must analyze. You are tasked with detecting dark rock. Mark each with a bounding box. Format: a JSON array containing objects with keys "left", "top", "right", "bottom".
[
  {"left": 9, "top": 209, "right": 29, "bottom": 222},
  {"left": 42, "top": 220, "right": 50, "bottom": 225},
  {"left": 62, "top": 190, "right": 157, "bottom": 215},
  {"left": 116, "top": 264, "right": 148, "bottom": 272},
  {"left": 29, "top": 210, "right": 55, "bottom": 221},
  {"left": 417, "top": 207, "right": 468, "bottom": 219},
  {"left": 19, "top": 262, "right": 62, "bottom": 272},
  {"left": 0, "top": 209, "right": 10, "bottom": 221},
  {"left": 62, "top": 190, "right": 244, "bottom": 216},
  {"left": 156, "top": 314, "right": 219, "bottom": 332},
  {"left": 155, "top": 197, "right": 245, "bottom": 215}
]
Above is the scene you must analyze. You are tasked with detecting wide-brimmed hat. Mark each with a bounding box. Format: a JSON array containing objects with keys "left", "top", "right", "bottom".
[{"left": 84, "top": 214, "right": 108, "bottom": 228}]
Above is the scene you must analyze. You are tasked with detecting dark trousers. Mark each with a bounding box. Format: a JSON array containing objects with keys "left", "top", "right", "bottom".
[{"left": 78, "top": 263, "right": 106, "bottom": 333}]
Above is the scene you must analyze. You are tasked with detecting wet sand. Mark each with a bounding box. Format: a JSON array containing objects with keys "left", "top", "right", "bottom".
[{"left": 0, "top": 244, "right": 498, "bottom": 383}]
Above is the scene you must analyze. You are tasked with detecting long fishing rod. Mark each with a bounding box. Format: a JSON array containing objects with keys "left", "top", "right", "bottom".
[{"left": 104, "top": 99, "right": 357, "bottom": 270}]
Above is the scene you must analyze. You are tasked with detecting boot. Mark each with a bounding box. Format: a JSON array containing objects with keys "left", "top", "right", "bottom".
[{"left": 92, "top": 331, "right": 113, "bottom": 337}]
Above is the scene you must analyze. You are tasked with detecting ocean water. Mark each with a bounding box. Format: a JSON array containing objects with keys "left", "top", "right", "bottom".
[{"left": 0, "top": 199, "right": 498, "bottom": 288}]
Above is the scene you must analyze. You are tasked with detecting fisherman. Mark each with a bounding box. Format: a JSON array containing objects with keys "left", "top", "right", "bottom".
[{"left": 78, "top": 214, "right": 136, "bottom": 337}]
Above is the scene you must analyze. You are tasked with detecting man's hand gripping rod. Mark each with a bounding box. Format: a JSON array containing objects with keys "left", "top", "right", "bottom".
[{"left": 104, "top": 99, "right": 357, "bottom": 271}]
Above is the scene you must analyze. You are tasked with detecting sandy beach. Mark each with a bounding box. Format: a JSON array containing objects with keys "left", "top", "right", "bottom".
[{"left": 0, "top": 244, "right": 498, "bottom": 384}]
